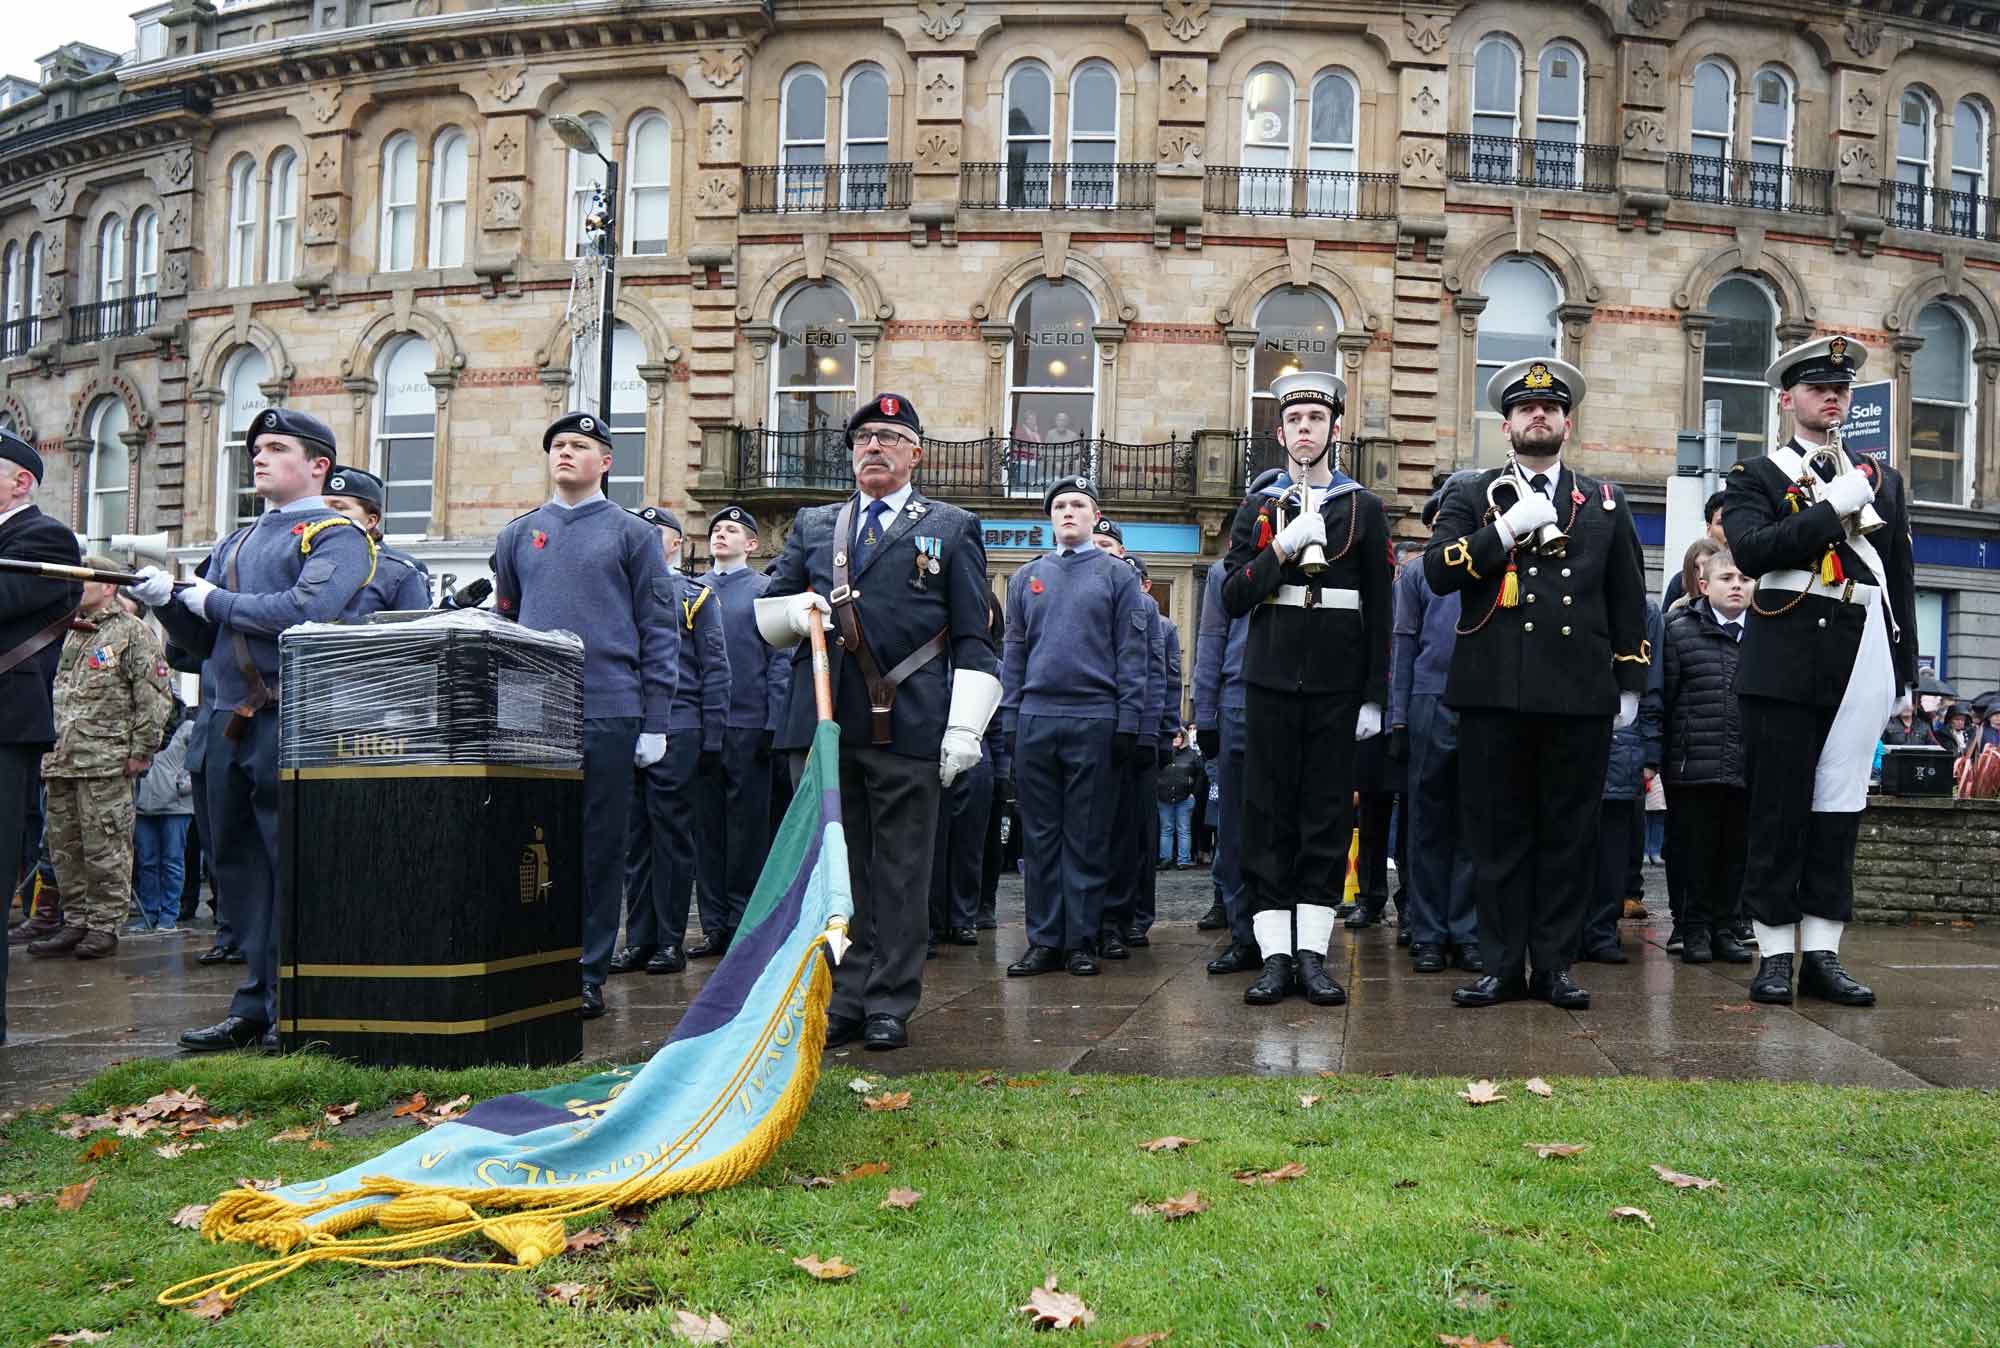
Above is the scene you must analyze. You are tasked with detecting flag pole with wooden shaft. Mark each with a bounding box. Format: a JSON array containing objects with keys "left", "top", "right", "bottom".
[{"left": 0, "top": 556, "right": 193, "bottom": 590}]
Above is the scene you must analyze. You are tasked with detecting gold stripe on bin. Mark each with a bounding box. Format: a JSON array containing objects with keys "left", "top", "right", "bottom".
[
  {"left": 280, "top": 998, "right": 582, "bottom": 1037},
  {"left": 279, "top": 947, "right": 584, "bottom": 980},
  {"left": 280, "top": 764, "right": 584, "bottom": 781}
]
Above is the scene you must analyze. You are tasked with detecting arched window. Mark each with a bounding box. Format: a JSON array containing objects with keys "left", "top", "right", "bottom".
[
  {"left": 1470, "top": 38, "right": 1522, "bottom": 182},
  {"left": 1535, "top": 44, "right": 1584, "bottom": 188},
  {"left": 379, "top": 134, "right": 418, "bottom": 272},
  {"left": 1893, "top": 90, "right": 1937, "bottom": 229},
  {"left": 1701, "top": 276, "right": 1777, "bottom": 463},
  {"left": 1069, "top": 63, "right": 1119, "bottom": 207},
  {"left": 1249, "top": 287, "right": 1343, "bottom": 445},
  {"left": 86, "top": 397, "right": 130, "bottom": 539},
  {"left": 98, "top": 214, "right": 126, "bottom": 305},
  {"left": 1007, "top": 280, "right": 1097, "bottom": 491},
  {"left": 429, "top": 131, "right": 467, "bottom": 268},
  {"left": 625, "top": 113, "right": 672, "bottom": 252},
  {"left": 133, "top": 208, "right": 159, "bottom": 300},
  {"left": 564, "top": 112, "right": 612, "bottom": 257},
  {"left": 770, "top": 281, "right": 857, "bottom": 487},
  {"left": 3, "top": 242, "right": 19, "bottom": 345},
  {"left": 1306, "top": 71, "right": 1360, "bottom": 211},
  {"left": 227, "top": 155, "right": 257, "bottom": 286},
  {"left": 1747, "top": 67, "right": 1794, "bottom": 209},
  {"left": 1950, "top": 99, "right": 1989, "bottom": 237},
  {"left": 267, "top": 150, "right": 298, "bottom": 283},
  {"left": 1911, "top": 302, "right": 1974, "bottom": 505},
  {"left": 841, "top": 68, "right": 890, "bottom": 209},
  {"left": 373, "top": 336, "right": 436, "bottom": 535},
  {"left": 1239, "top": 63, "right": 1294, "bottom": 209},
  {"left": 573, "top": 321, "right": 646, "bottom": 506},
  {"left": 26, "top": 234, "right": 43, "bottom": 323},
  {"left": 1689, "top": 60, "right": 1735, "bottom": 202},
  {"left": 779, "top": 68, "right": 829, "bottom": 211},
  {"left": 1473, "top": 257, "right": 1560, "bottom": 464},
  {"left": 217, "top": 346, "right": 272, "bottom": 531},
  {"left": 1005, "top": 63, "right": 1054, "bottom": 208}
]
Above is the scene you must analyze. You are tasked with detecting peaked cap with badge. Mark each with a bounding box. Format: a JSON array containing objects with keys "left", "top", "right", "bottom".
[
  {"left": 1765, "top": 334, "right": 1869, "bottom": 391},
  {"left": 1486, "top": 357, "right": 1588, "bottom": 415}
]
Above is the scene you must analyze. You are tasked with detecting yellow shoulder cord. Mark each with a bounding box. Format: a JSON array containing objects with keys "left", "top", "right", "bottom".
[
  {"left": 683, "top": 584, "right": 713, "bottom": 631},
  {"left": 299, "top": 517, "right": 380, "bottom": 588}
]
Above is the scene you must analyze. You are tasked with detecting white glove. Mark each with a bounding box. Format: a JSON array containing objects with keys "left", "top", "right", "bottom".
[
  {"left": 177, "top": 577, "right": 218, "bottom": 620},
  {"left": 128, "top": 566, "right": 174, "bottom": 607},
  {"left": 754, "top": 592, "right": 833, "bottom": 649},
  {"left": 634, "top": 732, "right": 666, "bottom": 768},
  {"left": 940, "top": 669, "right": 1003, "bottom": 787},
  {"left": 1616, "top": 691, "right": 1639, "bottom": 730},
  {"left": 1274, "top": 508, "right": 1325, "bottom": 559},
  {"left": 1499, "top": 491, "right": 1559, "bottom": 547},
  {"left": 1822, "top": 469, "right": 1875, "bottom": 518},
  {"left": 1893, "top": 684, "right": 1915, "bottom": 718},
  {"left": 939, "top": 728, "right": 982, "bottom": 788},
  {"left": 1355, "top": 702, "right": 1383, "bottom": 740}
]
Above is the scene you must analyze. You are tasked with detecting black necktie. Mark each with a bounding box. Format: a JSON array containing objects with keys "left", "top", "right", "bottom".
[{"left": 1529, "top": 473, "right": 1551, "bottom": 499}]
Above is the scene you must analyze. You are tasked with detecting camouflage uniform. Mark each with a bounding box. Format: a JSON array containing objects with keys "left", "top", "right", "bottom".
[{"left": 42, "top": 599, "right": 172, "bottom": 936}]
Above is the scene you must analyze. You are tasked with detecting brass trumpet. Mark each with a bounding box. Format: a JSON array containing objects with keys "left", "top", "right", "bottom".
[
  {"left": 1802, "top": 425, "right": 1885, "bottom": 538},
  {"left": 1485, "top": 456, "right": 1568, "bottom": 557},
  {"left": 1273, "top": 481, "right": 1328, "bottom": 577}
]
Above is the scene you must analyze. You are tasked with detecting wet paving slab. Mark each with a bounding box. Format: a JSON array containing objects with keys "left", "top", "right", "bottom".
[{"left": 4, "top": 868, "right": 1998, "bottom": 1109}]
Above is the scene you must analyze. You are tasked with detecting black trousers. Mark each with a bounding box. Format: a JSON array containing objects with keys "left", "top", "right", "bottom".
[
  {"left": 0, "top": 744, "right": 36, "bottom": 1039},
  {"left": 1017, "top": 714, "right": 1117, "bottom": 954},
  {"left": 623, "top": 734, "right": 700, "bottom": 950},
  {"left": 203, "top": 709, "right": 282, "bottom": 1026},
  {"left": 1456, "top": 709, "right": 1612, "bottom": 978},
  {"left": 1104, "top": 754, "right": 1159, "bottom": 938},
  {"left": 1404, "top": 694, "right": 1477, "bottom": 949},
  {"left": 1241, "top": 685, "right": 1360, "bottom": 913},
  {"left": 929, "top": 759, "right": 992, "bottom": 933},
  {"left": 693, "top": 726, "right": 771, "bottom": 939},
  {"left": 977, "top": 791, "right": 1005, "bottom": 925},
  {"left": 1581, "top": 797, "right": 1633, "bottom": 957},
  {"left": 1739, "top": 696, "right": 1857, "bottom": 924},
  {"left": 1665, "top": 783, "right": 1748, "bottom": 931},
  {"left": 580, "top": 717, "right": 640, "bottom": 987},
  {"left": 1354, "top": 791, "right": 1394, "bottom": 910}
]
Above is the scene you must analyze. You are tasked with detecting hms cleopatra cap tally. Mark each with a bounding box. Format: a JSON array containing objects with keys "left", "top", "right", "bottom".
[
  {"left": 323, "top": 465, "right": 385, "bottom": 510},
  {"left": 542, "top": 410, "right": 615, "bottom": 453},
  {"left": 1270, "top": 370, "right": 1347, "bottom": 419},
  {"left": 1766, "top": 334, "right": 1870, "bottom": 392},
  {"left": 1041, "top": 473, "right": 1099, "bottom": 513},
  {"left": 1486, "top": 356, "right": 1588, "bottom": 415}
]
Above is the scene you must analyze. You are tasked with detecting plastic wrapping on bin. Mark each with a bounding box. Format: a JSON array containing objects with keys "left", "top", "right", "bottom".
[{"left": 278, "top": 609, "right": 585, "bottom": 769}]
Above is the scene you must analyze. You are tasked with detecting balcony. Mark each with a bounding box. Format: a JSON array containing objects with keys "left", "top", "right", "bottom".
[
  {"left": 67, "top": 293, "right": 157, "bottom": 344},
  {"left": 741, "top": 163, "right": 912, "bottom": 214},
  {"left": 1204, "top": 167, "right": 1396, "bottom": 220},
  {"left": 959, "top": 161, "right": 1155, "bottom": 211},
  {"left": 1881, "top": 180, "right": 2000, "bottom": 241},
  {"left": 1235, "top": 432, "right": 1365, "bottom": 492},
  {"left": 1665, "top": 154, "right": 1833, "bottom": 215},
  {"left": 730, "top": 428, "right": 1194, "bottom": 503},
  {"left": 1446, "top": 134, "right": 1617, "bottom": 193},
  {"left": 0, "top": 315, "right": 40, "bottom": 358}
]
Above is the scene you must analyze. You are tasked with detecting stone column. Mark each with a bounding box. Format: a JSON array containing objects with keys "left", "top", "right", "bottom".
[
  {"left": 1122, "top": 3, "right": 1243, "bottom": 250},
  {"left": 1976, "top": 345, "right": 2000, "bottom": 509},
  {"left": 145, "top": 138, "right": 204, "bottom": 534},
  {"left": 1827, "top": 15, "right": 1889, "bottom": 255},
  {"left": 1616, "top": 41, "right": 1669, "bottom": 233},
  {"left": 296, "top": 80, "right": 355, "bottom": 308},
  {"left": 683, "top": 44, "right": 755, "bottom": 501},
  {"left": 887, "top": 5, "right": 996, "bottom": 247},
  {"left": 463, "top": 63, "right": 554, "bottom": 298}
]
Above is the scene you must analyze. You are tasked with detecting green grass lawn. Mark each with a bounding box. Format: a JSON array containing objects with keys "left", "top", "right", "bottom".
[{"left": 1, "top": 1055, "right": 1994, "bottom": 1347}]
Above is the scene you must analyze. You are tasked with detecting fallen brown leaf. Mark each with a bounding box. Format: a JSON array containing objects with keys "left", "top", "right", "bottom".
[
  {"left": 392, "top": 1092, "right": 428, "bottom": 1117},
  {"left": 321, "top": 1101, "right": 360, "bottom": 1126},
  {"left": 1525, "top": 1142, "right": 1589, "bottom": 1160},
  {"left": 1524, "top": 1077, "right": 1554, "bottom": 1098},
  {"left": 153, "top": 1142, "right": 205, "bottom": 1160},
  {"left": 1950, "top": 918, "right": 1975, "bottom": 929},
  {"left": 1436, "top": 1335, "right": 1512, "bottom": 1347},
  {"left": 669, "top": 1309, "right": 732, "bottom": 1344},
  {"left": 1153, "top": 1190, "right": 1209, "bottom": 1221},
  {"left": 564, "top": 1227, "right": 609, "bottom": 1255},
  {"left": 417, "top": 1093, "right": 472, "bottom": 1126},
  {"left": 170, "top": 1202, "right": 210, "bottom": 1230},
  {"left": 540, "top": 1281, "right": 598, "bottom": 1307},
  {"left": 1610, "top": 1205, "right": 1654, "bottom": 1229},
  {"left": 1233, "top": 1162, "right": 1308, "bottom": 1186},
  {"left": 1112, "top": 1335, "right": 1172, "bottom": 1347},
  {"left": 799, "top": 1176, "right": 836, "bottom": 1190},
  {"left": 268, "top": 1125, "right": 315, "bottom": 1143},
  {"left": 78, "top": 1137, "right": 119, "bottom": 1163},
  {"left": 45, "top": 1331, "right": 112, "bottom": 1345},
  {"left": 793, "top": 1253, "right": 857, "bottom": 1280},
  {"left": 1650, "top": 1164, "right": 1724, "bottom": 1191},
  {"left": 840, "top": 1161, "right": 890, "bottom": 1182},
  {"left": 308, "top": 1140, "right": 333, "bottom": 1152},
  {"left": 862, "top": 1091, "right": 912, "bottom": 1112},
  {"left": 54, "top": 1178, "right": 96, "bottom": 1212},
  {"left": 182, "top": 1290, "right": 235, "bottom": 1323},
  {"left": 879, "top": 1187, "right": 922, "bottom": 1210},
  {"left": 1020, "top": 1275, "right": 1095, "bottom": 1330},
  {"left": 1298, "top": 1094, "right": 1322, "bottom": 1109},
  {"left": 973, "top": 1072, "right": 1001, "bottom": 1088},
  {"left": 1458, "top": 1080, "right": 1506, "bottom": 1106},
  {"left": 0, "top": 1192, "right": 33, "bottom": 1209},
  {"left": 236, "top": 1177, "right": 282, "bottom": 1191},
  {"left": 1006, "top": 1077, "right": 1043, "bottom": 1088},
  {"left": 1136, "top": 1136, "right": 1199, "bottom": 1153}
]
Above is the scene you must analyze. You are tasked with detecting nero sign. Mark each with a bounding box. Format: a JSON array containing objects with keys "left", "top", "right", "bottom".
[{"left": 1839, "top": 379, "right": 1894, "bottom": 464}]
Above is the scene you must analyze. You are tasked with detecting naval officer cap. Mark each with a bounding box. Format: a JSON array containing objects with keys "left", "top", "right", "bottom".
[
  {"left": 1766, "top": 334, "right": 1869, "bottom": 392},
  {"left": 1487, "top": 356, "right": 1588, "bottom": 415},
  {"left": 323, "top": 465, "right": 385, "bottom": 510},
  {"left": 247, "top": 406, "right": 337, "bottom": 458},
  {"left": 709, "top": 503, "right": 761, "bottom": 536},
  {"left": 543, "top": 410, "right": 615, "bottom": 453},
  {"left": 1092, "top": 517, "right": 1123, "bottom": 543},
  {"left": 1042, "top": 473, "right": 1099, "bottom": 512},
  {"left": 1271, "top": 370, "right": 1347, "bottom": 419},
  {"left": 0, "top": 426, "right": 44, "bottom": 482},
  {"left": 634, "top": 505, "right": 683, "bottom": 533},
  {"left": 846, "top": 391, "right": 923, "bottom": 443}
]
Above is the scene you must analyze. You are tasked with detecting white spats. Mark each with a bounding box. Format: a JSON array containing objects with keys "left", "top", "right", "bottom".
[
  {"left": 1799, "top": 915, "right": 1844, "bottom": 955},
  {"left": 1295, "top": 904, "right": 1338, "bottom": 958},
  {"left": 1753, "top": 922, "right": 1797, "bottom": 957},
  {"left": 1252, "top": 910, "right": 1293, "bottom": 961}
]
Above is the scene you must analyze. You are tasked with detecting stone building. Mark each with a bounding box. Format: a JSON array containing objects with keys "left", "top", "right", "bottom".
[{"left": 3, "top": 0, "right": 2000, "bottom": 690}]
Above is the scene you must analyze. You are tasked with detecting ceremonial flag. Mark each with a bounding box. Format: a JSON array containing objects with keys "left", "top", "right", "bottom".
[{"left": 164, "top": 716, "right": 852, "bottom": 1306}]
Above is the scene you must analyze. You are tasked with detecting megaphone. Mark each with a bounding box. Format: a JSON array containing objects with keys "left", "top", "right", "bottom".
[{"left": 109, "top": 532, "right": 172, "bottom": 566}]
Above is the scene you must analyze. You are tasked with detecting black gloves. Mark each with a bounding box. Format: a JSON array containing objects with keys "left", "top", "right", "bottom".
[
  {"left": 755, "top": 729, "right": 774, "bottom": 762},
  {"left": 1196, "top": 727, "right": 1220, "bottom": 760},
  {"left": 1111, "top": 731, "right": 1137, "bottom": 766}
]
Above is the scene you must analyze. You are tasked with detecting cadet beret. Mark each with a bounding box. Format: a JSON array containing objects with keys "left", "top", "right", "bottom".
[
  {"left": 247, "top": 406, "right": 337, "bottom": 459},
  {"left": 543, "top": 410, "right": 615, "bottom": 453},
  {"left": 323, "top": 465, "right": 385, "bottom": 510},
  {"left": 846, "top": 392, "right": 922, "bottom": 443},
  {"left": 710, "top": 503, "right": 760, "bottom": 536},
  {"left": 0, "top": 426, "right": 44, "bottom": 482},
  {"left": 634, "top": 505, "right": 683, "bottom": 533},
  {"left": 1041, "top": 473, "right": 1099, "bottom": 512},
  {"left": 1766, "top": 334, "right": 1868, "bottom": 392},
  {"left": 1126, "top": 554, "right": 1149, "bottom": 579},
  {"left": 1271, "top": 370, "right": 1347, "bottom": 419},
  {"left": 1092, "top": 517, "right": 1123, "bottom": 542},
  {"left": 1487, "top": 357, "right": 1587, "bottom": 415}
]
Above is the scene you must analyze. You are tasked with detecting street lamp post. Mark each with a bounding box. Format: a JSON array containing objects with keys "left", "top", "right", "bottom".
[{"left": 548, "top": 115, "right": 620, "bottom": 434}]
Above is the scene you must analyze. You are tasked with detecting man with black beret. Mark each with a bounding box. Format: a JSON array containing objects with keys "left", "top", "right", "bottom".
[
  {"left": 323, "top": 464, "right": 433, "bottom": 613},
  {"left": 755, "top": 392, "right": 1001, "bottom": 1048},
  {"left": 1086, "top": 518, "right": 1165, "bottom": 960},
  {"left": 1000, "top": 473, "right": 1147, "bottom": 977},
  {"left": 0, "top": 430, "right": 83, "bottom": 1043},
  {"left": 131, "top": 406, "right": 376, "bottom": 1051},
  {"left": 491, "top": 410, "right": 680, "bottom": 1019}
]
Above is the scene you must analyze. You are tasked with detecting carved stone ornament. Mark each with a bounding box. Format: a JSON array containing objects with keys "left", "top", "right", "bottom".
[
  {"left": 695, "top": 174, "right": 738, "bottom": 216},
  {"left": 915, "top": 0, "right": 965, "bottom": 41},
  {"left": 925, "top": 70, "right": 957, "bottom": 116},
  {"left": 488, "top": 64, "right": 526, "bottom": 104},
  {"left": 1839, "top": 142, "right": 1879, "bottom": 181},
  {"left": 34, "top": 175, "right": 66, "bottom": 216},
  {"left": 304, "top": 200, "right": 339, "bottom": 244},
  {"left": 1622, "top": 115, "right": 1666, "bottom": 150},
  {"left": 706, "top": 112, "right": 733, "bottom": 162},
  {"left": 914, "top": 130, "right": 960, "bottom": 173},
  {"left": 1159, "top": 128, "right": 1203, "bottom": 170},
  {"left": 44, "top": 235, "right": 63, "bottom": 269},
  {"left": 492, "top": 132, "right": 520, "bottom": 173},
  {"left": 1628, "top": 0, "right": 1668, "bottom": 29},
  {"left": 1404, "top": 12, "right": 1450, "bottom": 54},
  {"left": 1631, "top": 59, "right": 1661, "bottom": 102},
  {"left": 1161, "top": 0, "right": 1210, "bottom": 43},
  {"left": 482, "top": 186, "right": 523, "bottom": 229},
  {"left": 1401, "top": 141, "right": 1444, "bottom": 185},
  {"left": 161, "top": 145, "right": 193, "bottom": 186},
  {"left": 308, "top": 82, "right": 341, "bottom": 125},
  {"left": 698, "top": 48, "right": 745, "bottom": 88},
  {"left": 162, "top": 254, "right": 190, "bottom": 295},
  {"left": 1168, "top": 72, "right": 1200, "bottom": 109},
  {"left": 312, "top": 148, "right": 338, "bottom": 189},
  {"left": 166, "top": 207, "right": 188, "bottom": 245},
  {"left": 1410, "top": 85, "right": 1440, "bottom": 118},
  {"left": 39, "top": 276, "right": 62, "bottom": 313},
  {"left": 1844, "top": 16, "right": 1884, "bottom": 58},
  {"left": 1846, "top": 85, "right": 1875, "bottom": 125}
]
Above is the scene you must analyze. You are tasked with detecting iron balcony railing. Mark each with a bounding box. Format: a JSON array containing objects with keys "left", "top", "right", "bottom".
[
  {"left": 0, "top": 314, "right": 41, "bottom": 357},
  {"left": 67, "top": 293, "right": 157, "bottom": 344},
  {"left": 741, "top": 162, "right": 913, "bottom": 214},
  {"left": 1204, "top": 166, "right": 1397, "bottom": 219},
  {"left": 1235, "top": 432, "right": 1366, "bottom": 493},
  {"left": 959, "top": 161, "right": 1156, "bottom": 211},
  {"left": 732, "top": 428, "right": 1195, "bottom": 502},
  {"left": 1445, "top": 134, "right": 1617, "bottom": 193},
  {"left": 1881, "top": 180, "right": 2000, "bottom": 241},
  {"left": 1665, "top": 153, "right": 1834, "bottom": 215}
]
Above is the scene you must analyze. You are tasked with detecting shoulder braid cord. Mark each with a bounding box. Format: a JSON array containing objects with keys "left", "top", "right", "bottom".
[
  {"left": 298, "top": 516, "right": 381, "bottom": 589},
  {"left": 1457, "top": 484, "right": 1583, "bottom": 637},
  {"left": 156, "top": 923, "right": 842, "bottom": 1309}
]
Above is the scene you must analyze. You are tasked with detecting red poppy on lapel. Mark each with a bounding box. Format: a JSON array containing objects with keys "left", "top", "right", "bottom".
[
  {"left": 1029, "top": 577, "right": 1044, "bottom": 595},
  {"left": 532, "top": 530, "right": 549, "bottom": 550}
]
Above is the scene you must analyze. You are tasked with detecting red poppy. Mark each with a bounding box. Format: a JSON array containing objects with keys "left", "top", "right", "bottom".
[
  {"left": 291, "top": 522, "right": 306, "bottom": 536},
  {"left": 1029, "top": 577, "right": 1044, "bottom": 595},
  {"left": 532, "top": 530, "right": 548, "bottom": 550},
  {"left": 1571, "top": 489, "right": 1586, "bottom": 505},
  {"left": 498, "top": 596, "right": 514, "bottom": 612}
]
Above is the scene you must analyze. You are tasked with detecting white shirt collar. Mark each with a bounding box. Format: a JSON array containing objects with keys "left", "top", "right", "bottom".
[
  {"left": 1519, "top": 458, "right": 1563, "bottom": 496},
  {"left": 547, "top": 490, "right": 606, "bottom": 511},
  {"left": 268, "top": 494, "right": 325, "bottom": 515},
  {"left": 0, "top": 500, "right": 30, "bottom": 529},
  {"left": 861, "top": 482, "right": 914, "bottom": 517}
]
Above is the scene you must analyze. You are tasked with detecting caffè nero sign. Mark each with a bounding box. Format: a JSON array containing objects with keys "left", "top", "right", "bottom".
[
  {"left": 1261, "top": 327, "right": 1333, "bottom": 355},
  {"left": 799, "top": 328, "right": 848, "bottom": 347},
  {"left": 1023, "top": 329, "right": 1091, "bottom": 346}
]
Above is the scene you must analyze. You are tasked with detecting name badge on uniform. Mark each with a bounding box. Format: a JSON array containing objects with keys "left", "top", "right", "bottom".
[{"left": 912, "top": 535, "right": 942, "bottom": 590}]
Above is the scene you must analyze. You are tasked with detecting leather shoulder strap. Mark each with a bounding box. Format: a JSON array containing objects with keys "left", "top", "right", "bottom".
[
  {"left": 0, "top": 606, "right": 78, "bottom": 677},
  {"left": 826, "top": 494, "right": 947, "bottom": 745}
]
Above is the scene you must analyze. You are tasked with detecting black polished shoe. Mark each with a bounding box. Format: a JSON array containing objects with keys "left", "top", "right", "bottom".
[
  {"left": 688, "top": 932, "right": 732, "bottom": 960},
  {"left": 824, "top": 1015, "right": 862, "bottom": 1048},
  {"left": 1453, "top": 946, "right": 1486, "bottom": 973},
  {"left": 1123, "top": 929, "right": 1150, "bottom": 948},
  {"left": 1680, "top": 927, "right": 1714, "bottom": 964},
  {"left": 197, "top": 943, "right": 235, "bottom": 966},
  {"left": 1206, "top": 941, "right": 1259, "bottom": 975},
  {"left": 224, "top": 947, "right": 248, "bottom": 964},
  {"left": 1098, "top": 933, "right": 1129, "bottom": 961},
  {"left": 1196, "top": 902, "right": 1228, "bottom": 931},
  {"left": 608, "top": 944, "right": 656, "bottom": 975},
  {"left": 1799, "top": 951, "right": 1875, "bottom": 1006},
  {"left": 1007, "top": 944, "right": 1064, "bottom": 977},
  {"left": 1395, "top": 925, "right": 1412, "bottom": 948},
  {"left": 1730, "top": 920, "right": 1755, "bottom": 944},
  {"left": 1244, "top": 954, "right": 1295, "bottom": 1005},
  {"left": 1577, "top": 946, "right": 1629, "bottom": 965},
  {"left": 579, "top": 984, "right": 606, "bottom": 1019},
  {"left": 947, "top": 927, "right": 979, "bottom": 946},
  {"left": 1711, "top": 930, "right": 1753, "bottom": 964},
  {"left": 1452, "top": 973, "right": 1527, "bottom": 1008},
  {"left": 975, "top": 915, "right": 998, "bottom": 931},
  {"left": 1664, "top": 926, "right": 1684, "bottom": 955},
  {"left": 1530, "top": 968, "right": 1590, "bottom": 1009},
  {"left": 260, "top": 1026, "right": 280, "bottom": 1053},
  {"left": 1066, "top": 949, "right": 1100, "bottom": 977},
  {"left": 862, "top": 1014, "right": 908, "bottom": 1051},
  {"left": 1294, "top": 951, "right": 1347, "bottom": 1006},
  {"left": 1749, "top": 953, "right": 1795, "bottom": 1005},
  {"left": 1410, "top": 943, "right": 1448, "bottom": 973},
  {"left": 179, "top": 1016, "right": 268, "bottom": 1053},
  {"left": 646, "top": 945, "right": 686, "bottom": 974},
  {"left": 1344, "top": 906, "right": 1382, "bottom": 930}
]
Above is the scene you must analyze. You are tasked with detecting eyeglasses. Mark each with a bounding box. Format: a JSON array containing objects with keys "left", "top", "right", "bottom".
[{"left": 853, "top": 430, "right": 917, "bottom": 449}]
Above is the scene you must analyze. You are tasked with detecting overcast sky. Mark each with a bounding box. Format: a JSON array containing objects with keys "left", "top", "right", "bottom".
[{"left": 7, "top": 2, "right": 149, "bottom": 84}]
